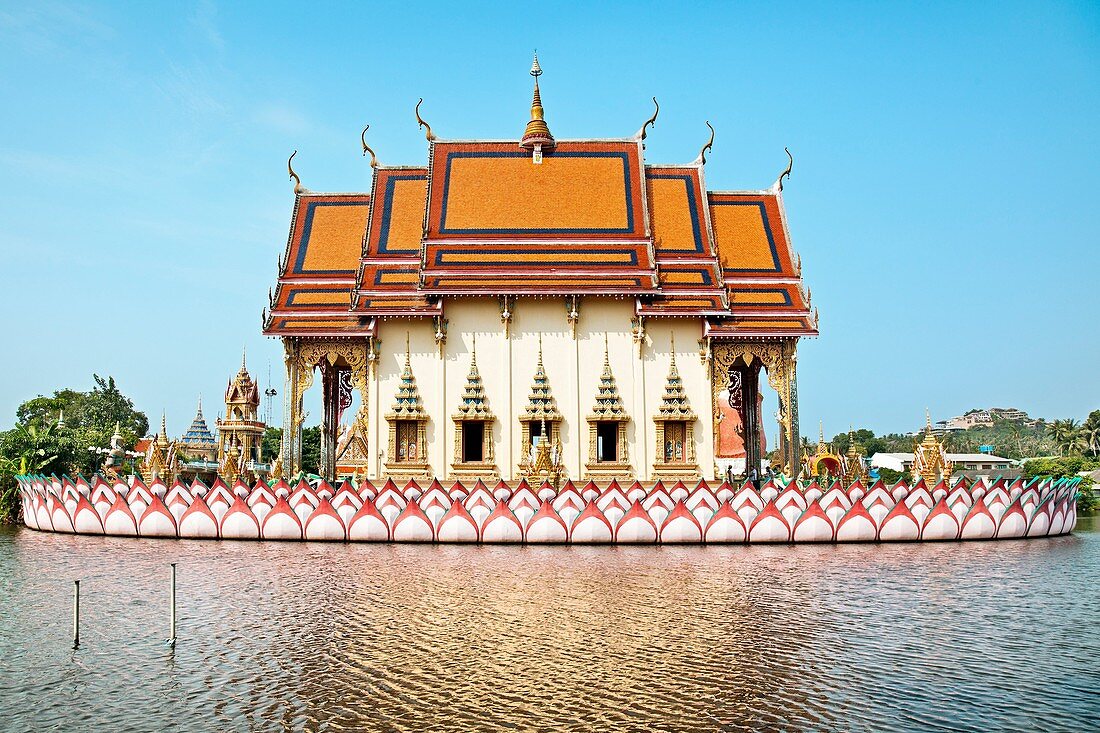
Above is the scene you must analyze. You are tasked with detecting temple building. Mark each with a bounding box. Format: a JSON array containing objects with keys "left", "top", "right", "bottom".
[
  {"left": 216, "top": 355, "right": 269, "bottom": 483},
  {"left": 176, "top": 398, "right": 220, "bottom": 482},
  {"left": 263, "top": 56, "right": 817, "bottom": 483}
]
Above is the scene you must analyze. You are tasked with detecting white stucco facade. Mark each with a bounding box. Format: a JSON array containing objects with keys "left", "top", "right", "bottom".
[{"left": 366, "top": 297, "right": 713, "bottom": 482}]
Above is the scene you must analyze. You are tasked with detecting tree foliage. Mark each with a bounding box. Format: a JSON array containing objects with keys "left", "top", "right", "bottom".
[
  {"left": 301, "top": 426, "right": 321, "bottom": 475},
  {"left": 261, "top": 427, "right": 282, "bottom": 463},
  {"left": 0, "top": 376, "right": 148, "bottom": 522}
]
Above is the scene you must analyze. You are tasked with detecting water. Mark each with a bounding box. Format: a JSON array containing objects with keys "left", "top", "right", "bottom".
[{"left": 1, "top": 520, "right": 1098, "bottom": 733}]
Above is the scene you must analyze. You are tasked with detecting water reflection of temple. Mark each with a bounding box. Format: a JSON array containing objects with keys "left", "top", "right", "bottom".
[{"left": 263, "top": 55, "right": 817, "bottom": 483}]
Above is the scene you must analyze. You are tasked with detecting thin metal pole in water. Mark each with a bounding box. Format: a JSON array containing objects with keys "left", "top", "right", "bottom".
[
  {"left": 168, "top": 563, "right": 177, "bottom": 648},
  {"left": 72, "top": 580, "right": 80, "bottom": 649}
]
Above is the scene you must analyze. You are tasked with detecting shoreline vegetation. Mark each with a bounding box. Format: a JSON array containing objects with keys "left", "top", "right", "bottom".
[{"left": 2, "top": 378, "right": 1096, "bottom": 522}]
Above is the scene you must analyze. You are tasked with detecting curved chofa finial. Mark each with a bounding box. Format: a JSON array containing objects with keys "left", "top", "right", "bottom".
[
  {"left": 640, "top": 97, "right": 659, "bottom": 141},
  {"left": 360, "top": 125, "right": 379, "bottom": 168},
  {"left": 698, "top": 121, "right": 715, "bottom": 165},
  {"left": 777, "top": 146, "right": 794, "bottom": 191},
  {"left": 415, "top": 98, "right": 436, "bottom": 142},
  {"left": 287, "top": 150, "right": 306, "bottom": 194}
]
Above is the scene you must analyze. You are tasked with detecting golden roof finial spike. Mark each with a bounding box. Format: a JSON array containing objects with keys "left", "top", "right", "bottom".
[
  {"left": 925, "top": 408, "right": 933, "bottom": 433},
  {"left": 669, "top": 331, "right": 676, "bottom": 366},
  {"left": 640, "top": 97, "right": 659, "bottom": 141},
  {"left": 287, "top": 150, "right": 306, "bottom": 194},
  {"left": 360, "top": 125, "right": 379, "bottom": 168},
  {"left": 698, "top": 121, "right": 715, "bottom": 165},
  {"left": 520, "top": 51, "right": 554, "bottom": 154},
  {"left": 415, "top": 98, "right": 436, "bottom": 142},
  {"left": 405, "top": 331, "right": 411, "bottom": 367},
  {"left": 537, "top": 333, "right": 544, "bottom": 366}
]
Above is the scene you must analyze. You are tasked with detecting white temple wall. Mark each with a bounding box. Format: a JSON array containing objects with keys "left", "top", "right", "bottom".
[{"left": 368, "top": 298, "right": 714, "bottom": 482}]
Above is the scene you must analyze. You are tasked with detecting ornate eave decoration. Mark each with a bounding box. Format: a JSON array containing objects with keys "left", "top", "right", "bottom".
[
  {"left": 586, "top": 338, "right": 627, "bottom": 422},
  {"left": 520, "top": 336, "right": 562, "bottom": 424},
  {"left": 386, "top": 335, "right": 427, "bottom": 421},
  {"left": 452, "top": 339, "right": 494, "bottom": 422}
]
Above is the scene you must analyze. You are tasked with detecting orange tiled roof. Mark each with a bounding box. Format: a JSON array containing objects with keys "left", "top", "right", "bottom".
[
  {"left": 707, "top": 190, "right": 817, "bottom": 337},
  {"left": 264, "top": 194, "right": 369, "bottom": 336},
  {"left": 263, "top": 139, "right": 815, "bottom": 339},
  {"left": 638, "top": 166, "right": 726, "bottom": 317},
  {"left": 350, "top": 168, "right": 440, "bottom": 316},
  {"left": 419, "top": 141, "right": 658, "bottom": 295}
]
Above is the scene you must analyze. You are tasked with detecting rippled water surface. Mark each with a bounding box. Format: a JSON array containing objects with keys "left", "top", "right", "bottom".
[{"left": 2, "top": 520, "right": 1098, "bottom": 732}]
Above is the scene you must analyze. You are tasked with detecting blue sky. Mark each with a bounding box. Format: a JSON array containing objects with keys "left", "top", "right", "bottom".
[{"left": 0, "top": 1, "right": 1097, "bottom": 439}]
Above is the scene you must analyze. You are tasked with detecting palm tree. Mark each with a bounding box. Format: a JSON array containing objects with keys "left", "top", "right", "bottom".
[
  {"left": 1082, "top": 414, "right": 1100, "bottom": 457},
  {"left": 1048, "top": 419, "right": 1087, "bottom": 457}
]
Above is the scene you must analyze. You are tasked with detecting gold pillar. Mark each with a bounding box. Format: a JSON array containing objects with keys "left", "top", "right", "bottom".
[{"left": 710, "top": 339, "right": 800, "bottom": 479}]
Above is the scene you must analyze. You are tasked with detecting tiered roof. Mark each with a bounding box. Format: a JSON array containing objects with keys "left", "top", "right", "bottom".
[
  {"left": 588, "top": 338, "right": 627, "bottom": 421},
  {"left": 180, "top": 398, "right": 217, "bottom": 449},
  {"left": 264, "top": 56, "right": 816, "bottom": 340},
  {"left": 521, "top": 338, "right": 562, "bottom": 423},
  {"left": 226, "top": 354, "right": 259, "bottom": 407}
]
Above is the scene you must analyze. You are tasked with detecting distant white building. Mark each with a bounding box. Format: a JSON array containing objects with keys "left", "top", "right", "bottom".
[
  {"left": 989, "top": 407, "right": 1029, "bottom": 421},
  {"left": 871, "top": 452, "right": 1013, "bottom": 474}
]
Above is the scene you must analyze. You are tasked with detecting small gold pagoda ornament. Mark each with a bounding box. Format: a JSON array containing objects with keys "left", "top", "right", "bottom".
[
  {"left": 912, "top": 410, "right": 953, "bottom": 485},
  {"left": 842, "top": 427, "right": 868, "bottom": 484}
]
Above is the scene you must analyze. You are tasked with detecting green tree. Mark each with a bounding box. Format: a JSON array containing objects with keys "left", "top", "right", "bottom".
[
  {"left": 0, "top": 376, "right": 149, "bottom": 521},
  {"left": 1048, "top": 419, "right": 1083, "bottom": 457},
  {"left": 300, "top": 426, "right": 321, "bottom": 475},
  {"left": 261, "top": 427, "right": 283, "bottom": 462},
  {"left": 1081, "top": 410, "right": 1100, "bottom": 457},
  {"left": 0, "top": 453, "right": 19, "bottom": 523}
]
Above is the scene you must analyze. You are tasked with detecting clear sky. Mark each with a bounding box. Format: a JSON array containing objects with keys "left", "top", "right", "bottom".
[{"left": 1, "top": 1, "right": 1097, "bottom": 439}]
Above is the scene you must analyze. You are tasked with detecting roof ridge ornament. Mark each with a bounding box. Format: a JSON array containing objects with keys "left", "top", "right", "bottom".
[
  {"left": 520, "top": 51, "right": 554, "bottom": 161},
  {"left": 287, "top": 150, "right": 307, "bottom": 194},
  {"left": 415, "top": 99, "right": 436, "bottom": 142},
  {"left": 360, "top": 125, "right": 379, "bottom": 168},
  {"left": 639, "top": 97, "right": 659, "bottom": 142},
  {"left": 697, "top": 121, "right": 715, "bottom": 165},
  {"left": 776, "top": 147, "right": 793, "bottom": 191}
]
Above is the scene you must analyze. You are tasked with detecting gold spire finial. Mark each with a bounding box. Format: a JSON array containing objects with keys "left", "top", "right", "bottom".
[
  {"left": 669, "top": 331, "right": 676, "bottom": 366},
  {"left": 925, "top": 408, "right": 933, "bottom": 433},
  {"left": 520, "top": 52, "right": 554, "bottom": 155},
  {"left": 698, "top": 122, "right": 715, "bottom": 165},
  {"left": 287, "top": 150, "right": 306, "bottom": 194},
  {"left": 471, "top": 333, "right": 477, "bottom": 367},
  {"left": 360, "top": 125, "right": 379, "bottom": 168},
  {"left": 415, "top": 98, "right": 436, "bottom": 142},
  {"left": 537, "top": 333, "right": 544, "bottom": 366},
  {"left": 405, "top": 332, "right": 411, "bottom": 367}
]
